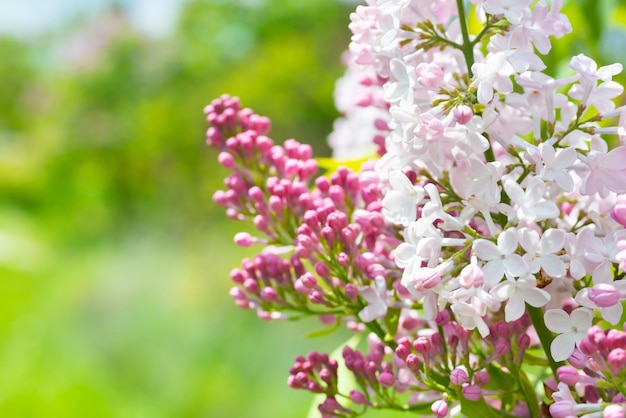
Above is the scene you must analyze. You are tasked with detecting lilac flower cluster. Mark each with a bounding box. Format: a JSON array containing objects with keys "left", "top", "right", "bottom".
[
  {"left": 205, "top": 94, "right": 399, "bottom": 326},
  {"left": 205, "top": 0, "right": 626, "bottom": 417}
]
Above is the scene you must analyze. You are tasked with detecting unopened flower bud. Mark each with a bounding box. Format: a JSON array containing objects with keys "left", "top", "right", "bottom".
[
  {"left": 589, "top": 284, "right": 620, "bottom": 307},
  {"left": 608, "top": 348, "right": 626, "bottom": 374},
  {"left": 556, "top": 366, "right": 579, "bottom": 385},
  {"left": 604, "top": 404, "right": 626, "bottom": 418},
  {"left": 610, "top": 194, "right": 626, "bottom": 227},
  {"left": 450, "top": 368, "right": 468, "bottom": 385},
  {"left": 349, "top": 390, "right": 369, "bottom": 405},
  {"left": 453, "top": 104, "right": 473, "bottom": 125},
  {"left": 462, "top": 385, "right": 482, "bottom": 401},
  {"left": 379, "top": 371, "right": 395, "bottom": 387},
  {"left": 432, "top": 400, "right": 449, "bottom": 418}
]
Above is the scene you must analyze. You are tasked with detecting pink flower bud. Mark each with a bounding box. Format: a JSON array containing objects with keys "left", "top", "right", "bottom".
[
  {"left": 260, "top": 287, "right": 278, "bottom": 302},
  {"left": 584, "top": 385, "right": 600, "bottom": 403},
  {"left": 337, "top": 252, "right": 350, "bottom": 268},
  {"left": 495, "top": 339, "right": 510, "bottom": 356},
  {"left": 432, "top": 400, "right": 449, "bottom": 418},
  {"left": 413, "top": 337, "right": 431, "bottom": 354},
  {"left": 568, "top": 348, "right": 587, "bottom": 369},
  {"left": 268, "top": 195, "right": 284, "bottom": 212},
  {"left": 217, "top": 151, "right": 235, "bottom": 168},
  {"left": 462, "top": 385, "right": 482, "bottom": 401},
  {"left": 405, "top": 354, "right": 420, "bottom": 371},
  {"left": 604, "top": 405, "right": 626, "bottom": 418},
  {"left": 556, "top": 366, "right": 579, "bottom": 385},
  {"left": 450, "top": 368, "right": 468, "bottom": 385},
  {"left": 395, "top": 344, "right": 410, "bottom": 360},
  {"left": 229, "top": 287, "right": 246, "bottom": 300},
  {"left": 379, "top": 371, "right": 395, "bottom": 387},
  {"left": 453, "top": 104, "right": 473, "bottom": 125},
  {"left": 608, "top": 348, "right": 626, "bottom": 374},
  {"left": 234, "top": 232, "right": 254, "bottom": 247},
  {"left": 589, "top": 284, "right": 621, "bottom": 307},
  {"left": 436, "top": 310, "right": 451, "bottom": 326},
  {"left": 610, "top": 194, "right": 626, "bottom": 227},
  {"left": 578, "top": 337, "right": 596, "bottom": 356},
  {"left": 349, "top": 390, "right": 369, "bottom": 405},
  {"left": 243, "top": 278, "right": 258, "bottom": 293},
  {"left": 607, "top": 329, "right": 626, "bottom": 349},
  {"left": 474, "top": 370, "right": 490, "bottom": 386},
  {"left": 328, "top": 185, "right": 346, "bottom": 206},
  {"left": 416, "top": 62, "right": 444, "bottom": 89},
  {"left": 517, "top": 333, "right": 531, "bottom": 352},
  {"left": 459, "top": 264, "right": 484, "bottom": 288},
  {"left": 401, "top": 315, "right": 420, "bottom": 331},
  {"left": 550, "top": 401, "right": 575, "bottom": 418}
]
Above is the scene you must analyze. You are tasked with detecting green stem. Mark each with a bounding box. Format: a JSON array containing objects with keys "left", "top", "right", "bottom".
[
  {"left": 526, "top": 304, "right": 564, "bottom": 379},
  {"left": 456, "top": 0, "right": 474, "bottom": 77}
]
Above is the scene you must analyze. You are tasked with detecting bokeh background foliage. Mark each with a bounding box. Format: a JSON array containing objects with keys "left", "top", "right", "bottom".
[{"left": 0, "top": 0, "right": 625, "bottom": 417}]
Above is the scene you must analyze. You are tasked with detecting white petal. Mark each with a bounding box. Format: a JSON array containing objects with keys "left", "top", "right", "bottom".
[
  {"left": 474, "top": 239, "right": 500, "bottom": 261},
  {"left": 483, "top": 260, "right": 505, "bottom": 285},
  {"left": 492, "top": 281, "right": 514, "bottom": 301},
  {"left": 571, "top": 308, "right": 593, "bottom": 330},
  {"left": 541, "top": 229, "right": 565, "bottom": 253},
  {"left": 551, "top": 332, "right": 578, "bottom": 362},
  {"left": 505, "top": 294, "right": 525, "bottom": 322},
  {"left": 504, "top": 254, "right": 528, "bottom": 277},
  {"left": 521, "top": 288, "right": 551, "bottom": 308},
  {"left": 544, "top": 309, "right": 572, "bottom": 333},
  {"left": 540, "top": 254, "right": 566, "bottom": 278},
  {"left": 602, "top": 303, "right": 623, "bottom": 326},
  {"left": 498, "top": 228, "right": 519, "bottom": 254}
]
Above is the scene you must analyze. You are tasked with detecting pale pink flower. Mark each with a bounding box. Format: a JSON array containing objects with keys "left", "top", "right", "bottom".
[
  {"left": 482, "top": 0, "right": 531, "bottom": 25},
  {"left": 504, "top": 177, "right": 559, "bottom": 223},
  {"left": 472, "top": 52, "right": 515, "bottom": 104},
  {"left": 450, "top": 299, "right": 491, "bottom": 337},
  {"left": 358, "top": 276, "right": 389, "bottom": 322},
  {"left": 580, "top": 146, "right": 626, "bottom": 197}
]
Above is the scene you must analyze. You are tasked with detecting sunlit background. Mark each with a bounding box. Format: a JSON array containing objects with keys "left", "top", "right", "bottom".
[{"left": 0, "top": 0, "right": 625, "bottom": 417}]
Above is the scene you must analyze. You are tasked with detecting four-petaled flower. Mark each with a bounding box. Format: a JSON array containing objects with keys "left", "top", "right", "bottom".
[{"left": 544, "top": 308, "right": 593, "bottom": 362}]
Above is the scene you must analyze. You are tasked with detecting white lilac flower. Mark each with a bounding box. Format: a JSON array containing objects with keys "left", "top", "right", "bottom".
[
  {"left": 518, "top": 227, "right": 566, "bottom": 278},
  {"left": 382, "top": 170, "right": 425, "bottom": 226},
  {"left": 472, "top": 51, "right": 515, "bottom": 104},
  {"left": 473, "top": 228, "right": 528, "bottom": 286},
  {"left": 358, "top": 276, "right": 389, "bottom": 322},
  {"left": 491, "top": 274, "right": 551, "bottom": 322},
  {"left": 504, "top": 176, "right": 559, "bottom": 223},
  {"left": 544, "top": 308, "right": 593, "bottom": 362}
]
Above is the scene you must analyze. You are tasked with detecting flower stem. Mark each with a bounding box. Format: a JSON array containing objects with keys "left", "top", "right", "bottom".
[
  {"left": 456, "top": 0, "right": 474, "bottom": 77},
  {"left": 526, "top": 304, "right": 564, "bottom": 379}
]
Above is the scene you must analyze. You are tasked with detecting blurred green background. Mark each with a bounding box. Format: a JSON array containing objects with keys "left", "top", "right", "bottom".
[{"left": 0, "top": 0, "right": 625, "bottom": 417}]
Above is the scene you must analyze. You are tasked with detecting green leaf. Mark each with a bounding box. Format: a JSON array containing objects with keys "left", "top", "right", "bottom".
[
  {"left": 518, "top": 369, "right": 540, "bottom": 418},
  {"left": 459, "top": 396, "right": 500, "bottom": 418},
  {"left": 383, "top": 307, "right": 401, "bottom": 340},
  {"left": 522, "top": 351, "right": 549, "bottom": 367},
  {"left": 316, "top": 156, "right": 374, "bottom": 175},
  {"left": 305, "top": 315, "right": 342, "bottom": 338},
  {"left": 484, "top": 363, "right": 511, "bottom": 390}
]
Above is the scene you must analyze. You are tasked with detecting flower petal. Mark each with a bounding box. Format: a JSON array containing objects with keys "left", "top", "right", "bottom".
[
  {"left": 544, "top": 309, "right": 571, "bottom": 333},
  {"left": 551, "top": 332, "right": 578, "bottom": 362}
]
